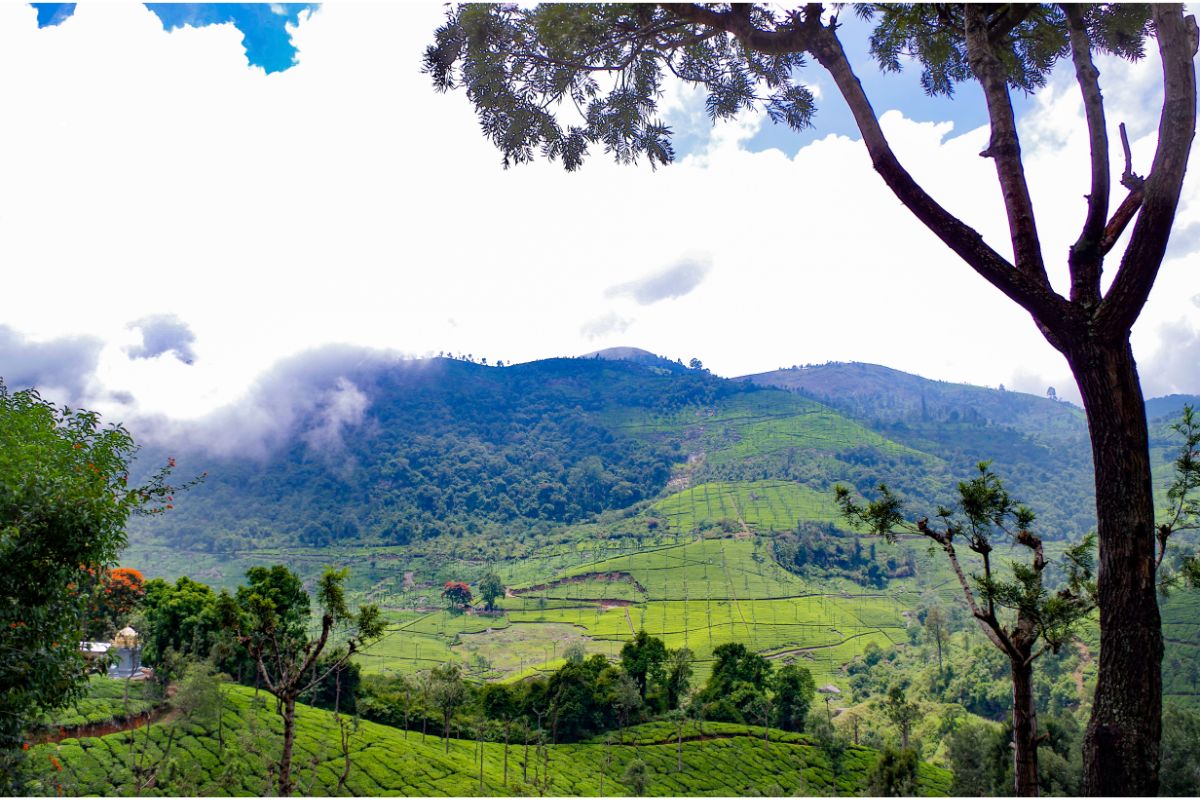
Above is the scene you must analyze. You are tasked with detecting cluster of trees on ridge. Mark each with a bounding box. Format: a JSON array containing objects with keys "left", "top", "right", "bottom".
[{"left": 773, "top": 521, "right": 916, "bottom": 588}]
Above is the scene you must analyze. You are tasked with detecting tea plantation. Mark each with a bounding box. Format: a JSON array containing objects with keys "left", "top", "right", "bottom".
[{"left": 27, "top": 683, "right": 952, "bottom": 796}]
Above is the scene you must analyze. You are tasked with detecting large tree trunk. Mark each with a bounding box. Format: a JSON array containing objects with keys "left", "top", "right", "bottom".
[
  {"left": 1011, "top": 657, "right": 1039, "bottom": 797},
  {"left": 1068, "top": 336, "right": 1162, "bottom": 796},
  {"left": 279, "top": 697, "right": 297, "bottom": 797}
]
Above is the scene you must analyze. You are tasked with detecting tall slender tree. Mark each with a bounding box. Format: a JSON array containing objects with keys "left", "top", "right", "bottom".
[
  {"left": 839, "top": 465, "right": 1099, "bottom": 795},
  {"left": 221, "top": 566, "right": 383, "bottom": 797},
  {"left": 425, "top": 7, "right": 1198, "bottom": 792}
]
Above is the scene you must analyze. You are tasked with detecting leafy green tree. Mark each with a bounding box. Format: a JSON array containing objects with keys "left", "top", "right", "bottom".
[
  {"left": 659, "top": 646, "right": 693, "bottom": 711},
  {"left": 140, "top": 576, "right": 222, "bottom": 664},
  {"left": 427, "top": 661, "right": 467, "bottom": 754},
  {"left": 620, "top": 628, "right": 668, "bottom": 700},
  {"left": 478, "top": 572, "right": 505, "bottom": 611},
  {"left": 0, "top": 383, "right": 181, "bottom": 791},
  {"left": 772, "top": 664, "right": 816, "bottom": 733},
  {"left": 307, "top": 655, "right": 361, "bottom": 715},
  {"left": 869, "top": 745, "right": 920, "bottom": 797},
  {"left": 481, "top": 683, "right": 517, "bottom": 785},
  {"left": 221, "top": 566, "right": 383, "bottom": 796},
  {"left": 701, "top": 642, "right": 772, "bottom": 699},
  {"left": 237, "top": 565, "right": 310, "bottom": 638},
  {"left": 697, "top": 642, "right": 773, "bottom": 723},
  {"left": 947, "top": 719, "right": 1011, "bottom": 797},
  {"left": 621, "top": 757, "right": 650, "bottom": 796},
  {"left": 424, "top": 7, "right": 1199, "bottom": 792},
  {"left": 1160, "top": 702, "right": 1200, "bottom": 797},
  {"left": 562, "top": 641, "right": 587, "bottom": 665},
  {"left": 883, "top": 685, "right": 920, "bottom": 751},
  {"left": 839, "top": 465, "right": 1097, "bottom": 795},
  {"left": 841, "top": 467, "right": 1096, "bottom": 793},
  {"left": 1156, "top": 405, "right": 1200, "bottom": 586},
  {"left": 923, "top": 606, "right": 949, "bottom": 679}
]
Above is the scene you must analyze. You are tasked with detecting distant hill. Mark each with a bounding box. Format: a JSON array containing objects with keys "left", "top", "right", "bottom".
[
  {"left": 740, "top": 362, "right": 1097, "bottom": 530},
  {"left": 739, "top": 361, "right": 1082, "bottom": 428},
  {"left": 1146, "top": 393, "right": 1200, "bottom": 423},
  {"left": 128, "top": 352, "right": 1189, "bottom": 555},
  {"left": 580, "top": 346, "right": 691, "bottom": 372}
]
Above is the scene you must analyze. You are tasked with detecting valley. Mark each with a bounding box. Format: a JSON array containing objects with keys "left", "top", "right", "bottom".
[{"left": 24, "top": 351, "right": 1200, "bottom": 795}]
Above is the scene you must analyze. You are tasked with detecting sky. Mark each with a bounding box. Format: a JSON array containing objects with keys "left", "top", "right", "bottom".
[{"left": 2, "top": 3, "right": 1198, "bottom": 439}]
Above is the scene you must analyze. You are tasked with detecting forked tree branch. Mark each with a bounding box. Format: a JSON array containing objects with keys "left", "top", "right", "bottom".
[
  {"left": 964, "top": 5, "right": 1050, "bottom": 289},
  {"left": 660, "top": 2, "right": 819, "bottom": 55},
  {"left": 1064, "top": 4, "right": 1110, "bottom": 305},
  {"left": 1098, "top": 5, "right": 1198, "bottom": 335},
  {"left": 915, "top": 518, "right": 1014, "bottom": 657},
  {"left": 804, "top": 18, "right": 1077, "bottom": 343},
  {"left": 654, "top": 3, "right": 1082, "bottom": 340}
]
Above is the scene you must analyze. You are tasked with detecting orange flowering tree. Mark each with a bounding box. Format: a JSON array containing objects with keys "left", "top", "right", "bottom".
[
  {"left": 77, "top": 566, "right": 146, "bottom": 639},
  {"left": 0, "top": 382, "right": 195, "bottom": 791},
  {"left": 441, "top": 581, "right": 473, "bottom": 610}
]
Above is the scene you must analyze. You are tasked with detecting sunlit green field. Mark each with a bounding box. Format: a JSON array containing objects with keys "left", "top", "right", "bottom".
[
  {"left": 27, "top": 683, "right": 953, "bottom": 797},
  {"left": 348, "top": 537, "right": 910, "bottom": 687},
  {"left": 653, "top": 480, "right": 842, "bottom": 533}
]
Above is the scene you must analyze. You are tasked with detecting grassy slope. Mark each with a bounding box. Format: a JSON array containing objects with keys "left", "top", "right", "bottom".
[{"left": 28, "top": 683, "right": 951, "bottom": 797}]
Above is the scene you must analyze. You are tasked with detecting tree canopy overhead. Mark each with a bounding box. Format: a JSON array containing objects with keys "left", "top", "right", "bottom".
[{"left": 425, "top": 4, "right": 1198, "bottom": 795}]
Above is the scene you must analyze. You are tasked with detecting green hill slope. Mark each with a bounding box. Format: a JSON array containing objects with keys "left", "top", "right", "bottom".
[{"left": 28, "top": 683, "right": 952, "bottom": 796}]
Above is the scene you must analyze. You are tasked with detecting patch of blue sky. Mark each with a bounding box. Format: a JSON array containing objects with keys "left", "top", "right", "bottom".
[
  {"left": 143, "top": 3, "right": 317, "bottom": 74},
  {"left": 667, "top": 13, "right": 1039, "bottom": 159},
  {"left": 31, "top": 3, "right": 76, "bottom": 28},
  {"left": 29, "top": 3, "right": 316, "bottom": 73}
]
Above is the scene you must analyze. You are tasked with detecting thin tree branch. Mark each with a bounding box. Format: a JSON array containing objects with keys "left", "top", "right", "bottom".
[
  {"left": 1064, "top": 4, "right": 1110, "bottom": 305},
  {"left": 1097, "top": 5, "right": 1198, "bottom": 335},
  {"left": 1024, "top": 644, "right": 1048, "bottom": 667},
  {"left": 980, "top": 547, "right": 997, "bottom": 622},
  {"left": 916, "top": 518, "right": 1011, "bottom": 654},
  {"left": 295, "top": 613, "right": 335, "bottom": 683},
  {"left": 988, "top": 4, "right": 1036, "bottom": 41},
  {"left": 1100, "top": 185, "right": 1146, "bottom": 255},
  {"left": 964, "top": 5, "right": 1050, "bottom": 289}
]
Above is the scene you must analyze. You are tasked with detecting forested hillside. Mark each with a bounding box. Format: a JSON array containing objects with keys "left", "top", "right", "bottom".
[{"left": 133, "top": 354, "right": 1126, "bottom": 555}]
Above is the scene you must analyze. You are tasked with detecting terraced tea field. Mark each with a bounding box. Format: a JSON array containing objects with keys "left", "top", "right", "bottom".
[
  {"left": 27, "top": 683, "right": 953, "bottom": 796},
  {"left": 610, "top": 389, "right": 934, "bottom": 468},
  {"left": 354, "top": 537, "right": 911, "bottom": 687},
  {"left": 653, "top": 480, "right": 842, "bottom": 533}
]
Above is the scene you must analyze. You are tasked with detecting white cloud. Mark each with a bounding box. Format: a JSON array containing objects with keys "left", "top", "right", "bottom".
[
  {"left": 605, "top": 256, "right": 712, "bottom": 305},
  {"left": 580, "top": 312, "right": 634, "bottom": 340},
  {"left": 0, "top": 2, "right": 1196, "bottom": 427}
]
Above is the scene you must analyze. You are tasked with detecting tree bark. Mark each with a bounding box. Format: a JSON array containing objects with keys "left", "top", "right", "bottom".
[
  {"left": 279, "top": 696, "right": 297, "bottom": 797},
  {"left": 1011, "top": 657, "right": 1039, "bottom": 797},
  {"left": 1067, "top": 337, "right": 1162, "bottom": 796}
]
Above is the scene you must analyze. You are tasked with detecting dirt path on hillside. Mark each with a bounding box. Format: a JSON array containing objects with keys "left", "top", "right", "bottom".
[
  {"left": 767, "top": 630, "right": 879, "bottom": 660},
  {"left": 624, "top": 607, "right": 636, "bottom": 635},
  {"left": 511, "top": 571, "right": 648, "bottom": 597},
  {"left": 31, "top": 699, "right": 179, "bottom": 745},
  {"left": 615, "top": 730, "right": 808, "bottom": 748}
]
